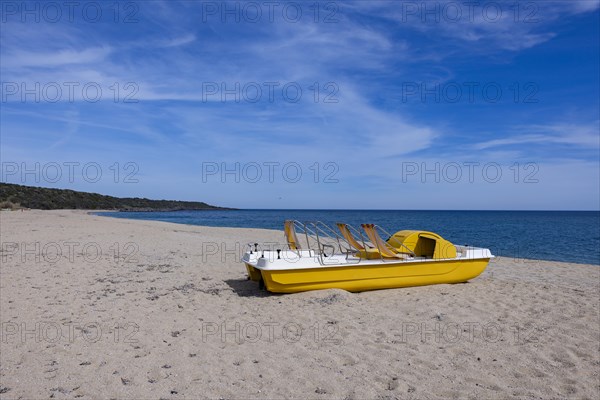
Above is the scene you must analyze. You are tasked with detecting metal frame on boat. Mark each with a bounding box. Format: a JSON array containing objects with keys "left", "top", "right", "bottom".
[{"left": 242, "top": 220, "right": 493, "bottom": 293}]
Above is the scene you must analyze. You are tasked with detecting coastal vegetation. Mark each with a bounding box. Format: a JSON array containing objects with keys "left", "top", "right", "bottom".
[{"left": 0, "top": 183, "right": 228, "bottom": 211}]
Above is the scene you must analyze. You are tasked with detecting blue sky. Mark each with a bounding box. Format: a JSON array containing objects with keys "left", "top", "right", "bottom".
[{"left": 1, "top": 0, "right": 599, "bottom": 210}]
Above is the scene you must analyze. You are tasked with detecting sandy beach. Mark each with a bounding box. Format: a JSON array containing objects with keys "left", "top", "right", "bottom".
[{"left": 0, "top": 209, "right": 598, "bottom": 399}]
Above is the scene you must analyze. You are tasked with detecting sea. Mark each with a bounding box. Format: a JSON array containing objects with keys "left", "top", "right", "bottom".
[{"left": 97, "top": 210, "right": 600, "bottom": 265}]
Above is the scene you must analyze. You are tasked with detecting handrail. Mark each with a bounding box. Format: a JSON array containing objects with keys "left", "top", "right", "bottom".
[
  {"left": 300, "top": 221, "right": 319, "bottom": 250},
  {"left": 337, "top": 222, "right": 370, "bottom": 252},
  {"left": 283, "top": 220, "right": 359, "bottom": 264},
  {"left": 312, "top": 220, "right": 344, "bottom": 252},
  {"left": 304, "top": 221, "right": 332, "bottom": 264},
  {"left": 372, "top": 224, "right": 417, "bottom": 259},
  {"left": 288, "top": 221, "right": 321, "bottom": 248},
  {"left": 285, "top": 219, "right": 317, "bottom": 252},
  {"left": 251, "top": 221, "right": 424, "bottom": 265}
]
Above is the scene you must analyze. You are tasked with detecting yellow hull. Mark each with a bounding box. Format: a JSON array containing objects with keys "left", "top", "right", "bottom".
[
  {"left": 250, "top": 258, "right": 490, "bottom": 293},
  {"left": 245, "top": 263, "right": 262, "bottom": 281}
]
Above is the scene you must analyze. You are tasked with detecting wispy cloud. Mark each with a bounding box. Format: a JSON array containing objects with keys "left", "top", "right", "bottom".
[
  {"left": 1, "top": 0, "right": 598, "bottom": 209},
  {"left": 2, "top": 46, "right": 112, "bottom": 68},
  {"left": 473, "top": 122, "right": 600, "bottom": 150},
  {"left": 570, "top": 0, "right": 600, "bottom": 13},
  {"left": 159, "top": 34, "right": 196, "bottom": 48},
  {"left": 347, "top": 0, "right": 599, "bottom": 52}
]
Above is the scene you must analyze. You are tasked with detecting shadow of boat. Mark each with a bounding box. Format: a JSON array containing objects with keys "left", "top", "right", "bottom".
[{"left": 224, "top": 278, "right": 272, "bottom": 298}]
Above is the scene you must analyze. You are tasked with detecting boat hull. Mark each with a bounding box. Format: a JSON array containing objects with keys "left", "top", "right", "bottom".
[
  {"left": 256, "top": 258, "right": 490, "bottom": 293},
  {"left": 245, "top": 263, "right": 262, "bottom": 281}
]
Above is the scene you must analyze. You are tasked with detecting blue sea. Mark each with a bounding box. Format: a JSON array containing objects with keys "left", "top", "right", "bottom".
[{"left": 97, "top": 210, "right": 600, "bottom": 265}]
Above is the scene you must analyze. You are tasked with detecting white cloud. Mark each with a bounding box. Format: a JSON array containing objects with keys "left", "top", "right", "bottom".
[
  {"left": 571, "top": 0, "right": 600, "bottom": 13},
  {"left": 2, "top": 46, "right": 112, "bottom": 69},
  {"left": 160, "top": 34, "right": 196, "bottom": 48},
  {"left": 473, "top": 122, "right": 600, "bottom": 150},
  {"left": 1, "top": 0, "right": 598, "bottom": 209},
  {"left": 347, "top": 0, "right": 599, "bottom": 52}
]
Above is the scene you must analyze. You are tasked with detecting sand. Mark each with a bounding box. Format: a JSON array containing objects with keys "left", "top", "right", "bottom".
[{"left": 0, "top": 209, "right": 598, "bottom": 399}]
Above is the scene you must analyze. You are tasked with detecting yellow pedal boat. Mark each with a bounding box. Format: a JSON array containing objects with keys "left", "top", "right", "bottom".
[{"left": 242, "top": 221, "right": 493, "bottom": 293}]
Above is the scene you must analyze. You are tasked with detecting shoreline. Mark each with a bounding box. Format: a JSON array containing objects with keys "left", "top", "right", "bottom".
[
  {"left": 91, "top": 209, "right": 600, "bottom": 266},
  {"left": 1, "top": 209, "right": 598, "bottom": 398}
]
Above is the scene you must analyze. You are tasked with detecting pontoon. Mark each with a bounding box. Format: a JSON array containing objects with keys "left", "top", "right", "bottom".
[{"left": 242, "top": 220, "right": 493, "bottom": 293}]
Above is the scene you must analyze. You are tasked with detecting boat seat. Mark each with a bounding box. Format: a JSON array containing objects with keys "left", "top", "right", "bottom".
[
  {"left": 336, "top": 223, "right": 367, "bottom": 250},
  {"left": 284, "top": 220, "right": 301, "bottom": 250},
  {"left": 337, "top": 223, "right": 409, "bottom": 260},
  {"left": 361, "top": 224, "right": 412, "bottom": 259}
]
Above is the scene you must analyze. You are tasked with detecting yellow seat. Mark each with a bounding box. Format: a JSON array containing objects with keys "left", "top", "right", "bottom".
[
  {"left": 336, "top": 223, "right": 382, "bottom": 259},
  {"left": 336, "top": 223, "right": 366, "bottom": 250},
  {"left": 361, "top": 224, "right": 411, "bottom": 260},
  {"left": 284, "top": 220, "right": 301, "bottom": 250},
  {"left": 337, "top": 223, "right": 408, "bottom": 260}
]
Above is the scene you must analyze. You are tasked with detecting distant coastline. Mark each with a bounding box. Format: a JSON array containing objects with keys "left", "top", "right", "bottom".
[{"left": 0, "top": 183, "right": 232, "bottom": 211}]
